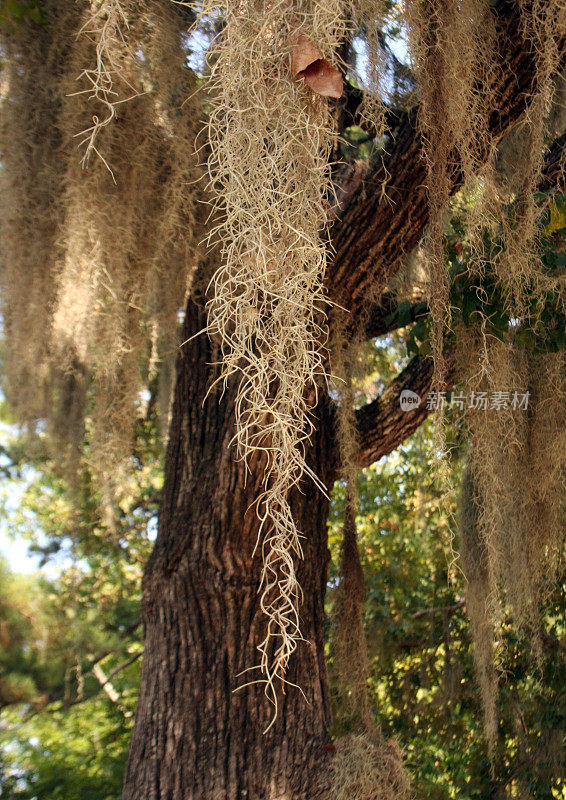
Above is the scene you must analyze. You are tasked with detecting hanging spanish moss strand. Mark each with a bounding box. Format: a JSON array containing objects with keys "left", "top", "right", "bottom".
[
  {"left": 328, "top": 332, "right": 411, "bottom": 793},
  {"left": 0, "top": 1, "right": 202, "bottom": 491},
  {"left": 458, "top": 465, "right": 499, "bottom": 758},
  {"left": 459, "top": 2, "right": 566, "bottom": 341},
  {"left": 330, "top": 347, "right": 371, "bottom": 733},
  {"left": 465, "top": 344, "right": 566, "bottom": 631},
  {"left": 352, "top": 0, "right": 389, "bottom": 140},
  {"left": 0, "top": 0, "right": 83, "bottom": 435},
  {"left": 53, "top": 0, "right": 201, "bottom": 485},
  {"left": 329, "top": 321, "right": 385, "bottom": 731},
  {"left": 76, "top": 0, "right": 148, "bottom": 174},
  {"left": 130, "top": 0, "right": 202, "bottom": 461},
  {"left": 332, "top": 487, "right": 371, "bottom": 731},
  {"left": 406, "top": 0, "right": 496, "bottom": 388},
  {"left": 466, "top": 1, "right": 566, "bottom": 333},
  {"left": 457, "top": 333, "right": 566, "bottom": 756},
  {"left": 202, "top": 0, "right": 348, "bottom": 721},
  {"left": 495, "top": 0, "right": 566, "bottom": 315}
]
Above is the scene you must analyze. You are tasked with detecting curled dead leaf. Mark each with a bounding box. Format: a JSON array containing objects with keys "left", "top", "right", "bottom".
[
  {"left": 298, "top": 59, "right": 343, "bottom": 98},
  {"left": 290, "top": 33, "right": 321, "bottom": 77},
  {"left": 289, "top": 33, "right": 343, "bottom": 98}
]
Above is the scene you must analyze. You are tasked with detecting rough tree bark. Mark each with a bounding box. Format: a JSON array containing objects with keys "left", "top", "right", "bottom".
[
  {"left": 123, "top": 4, "right": 554, "bottom": 797},
  {"left": 123, "top": 273, "right": 339, "bottom": 799}
]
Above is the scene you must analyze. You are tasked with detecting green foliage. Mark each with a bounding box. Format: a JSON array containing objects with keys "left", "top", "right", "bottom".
[
  {"left": 0, "top": 0, "right": 45, "bottom": 29},
  {"left": 0, "top": 561, "right": 63, "bottom": 707},
  {"left": 0, "top": 548, "right": 142, "bottom": 798},
  {"left": 340, "top": 123, "right": 386, "bottom": 161},
  {"left": 0, "top": 393, "right": 160, "bottom": 798},
  {"left": 327, "top": 416, "right": 565, "bottom": 799},
  {"left": 407, "top": 193, "right": 566, "bottom": 357},
  {"left": 1, "top": 697, "right": 133, "bottom": 800}
]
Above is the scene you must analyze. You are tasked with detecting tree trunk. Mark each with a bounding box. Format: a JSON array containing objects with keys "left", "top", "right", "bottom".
[{"left": 123, "top": 274, "right": 338, "bottom": 800}]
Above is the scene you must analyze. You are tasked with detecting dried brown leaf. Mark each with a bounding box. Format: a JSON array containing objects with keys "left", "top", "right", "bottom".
[
  {"left": 290, "top": 33, "right": 321, "bottom": 76},
  {"left": 289, "top": 32, "right": 343, "bottom": 98},
  {"left": 298, "top": 58, "right": 343, "bottom": 98}
]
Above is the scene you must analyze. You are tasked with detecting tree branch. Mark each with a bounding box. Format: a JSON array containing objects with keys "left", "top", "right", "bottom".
[
  {"left": 326, "top": 0, "right": 557, "bottom": 330},
  {"left": 353, "top": 120, "right": 566, "bottom": 468},
  {"left": 411, "top": 600, "right": 466, "bottom": 619},
  {"left": 355, "top": 354, "right": 455, "bottom": 469},
  {"left": 364, "top": 293, "right": 428, "bottom": 339},
  {"left": 93, "top": 662, "right": 121, "bottom": 704},
  {"left": 88, "top": 618, "right": 142, "bottom": 668}
]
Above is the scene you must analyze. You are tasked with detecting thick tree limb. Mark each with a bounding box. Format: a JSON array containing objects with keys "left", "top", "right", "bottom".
[
  {"left": 326, "top": 0, "right": 556, "bottom": 328},
  {"left": 353, "top": 126, "right": 566, "bottom": 469},
  {"left": 93, "top": 663, "right": 121, "bottom": 704},
  {"left": 355, "top": 354, "right": 454, "bottom": 469},
  {"left": 364, "top": 292, "right": 428, "bottom": 338}
]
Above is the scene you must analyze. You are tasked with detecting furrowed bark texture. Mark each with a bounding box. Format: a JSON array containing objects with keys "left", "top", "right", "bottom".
[
  {"left": 123, "top": 279, "right": 337, "bottom": 800},
  {"left": 124, "top": 3, "right": 552, "bottom": 797}
]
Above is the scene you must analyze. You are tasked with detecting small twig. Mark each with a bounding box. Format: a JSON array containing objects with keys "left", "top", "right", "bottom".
[
  {"left": 99, "top": 651, "right": 142, "bottom": 687},
  {"left": 411, "top": 599, "right": 465, "bottom": 619}
]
